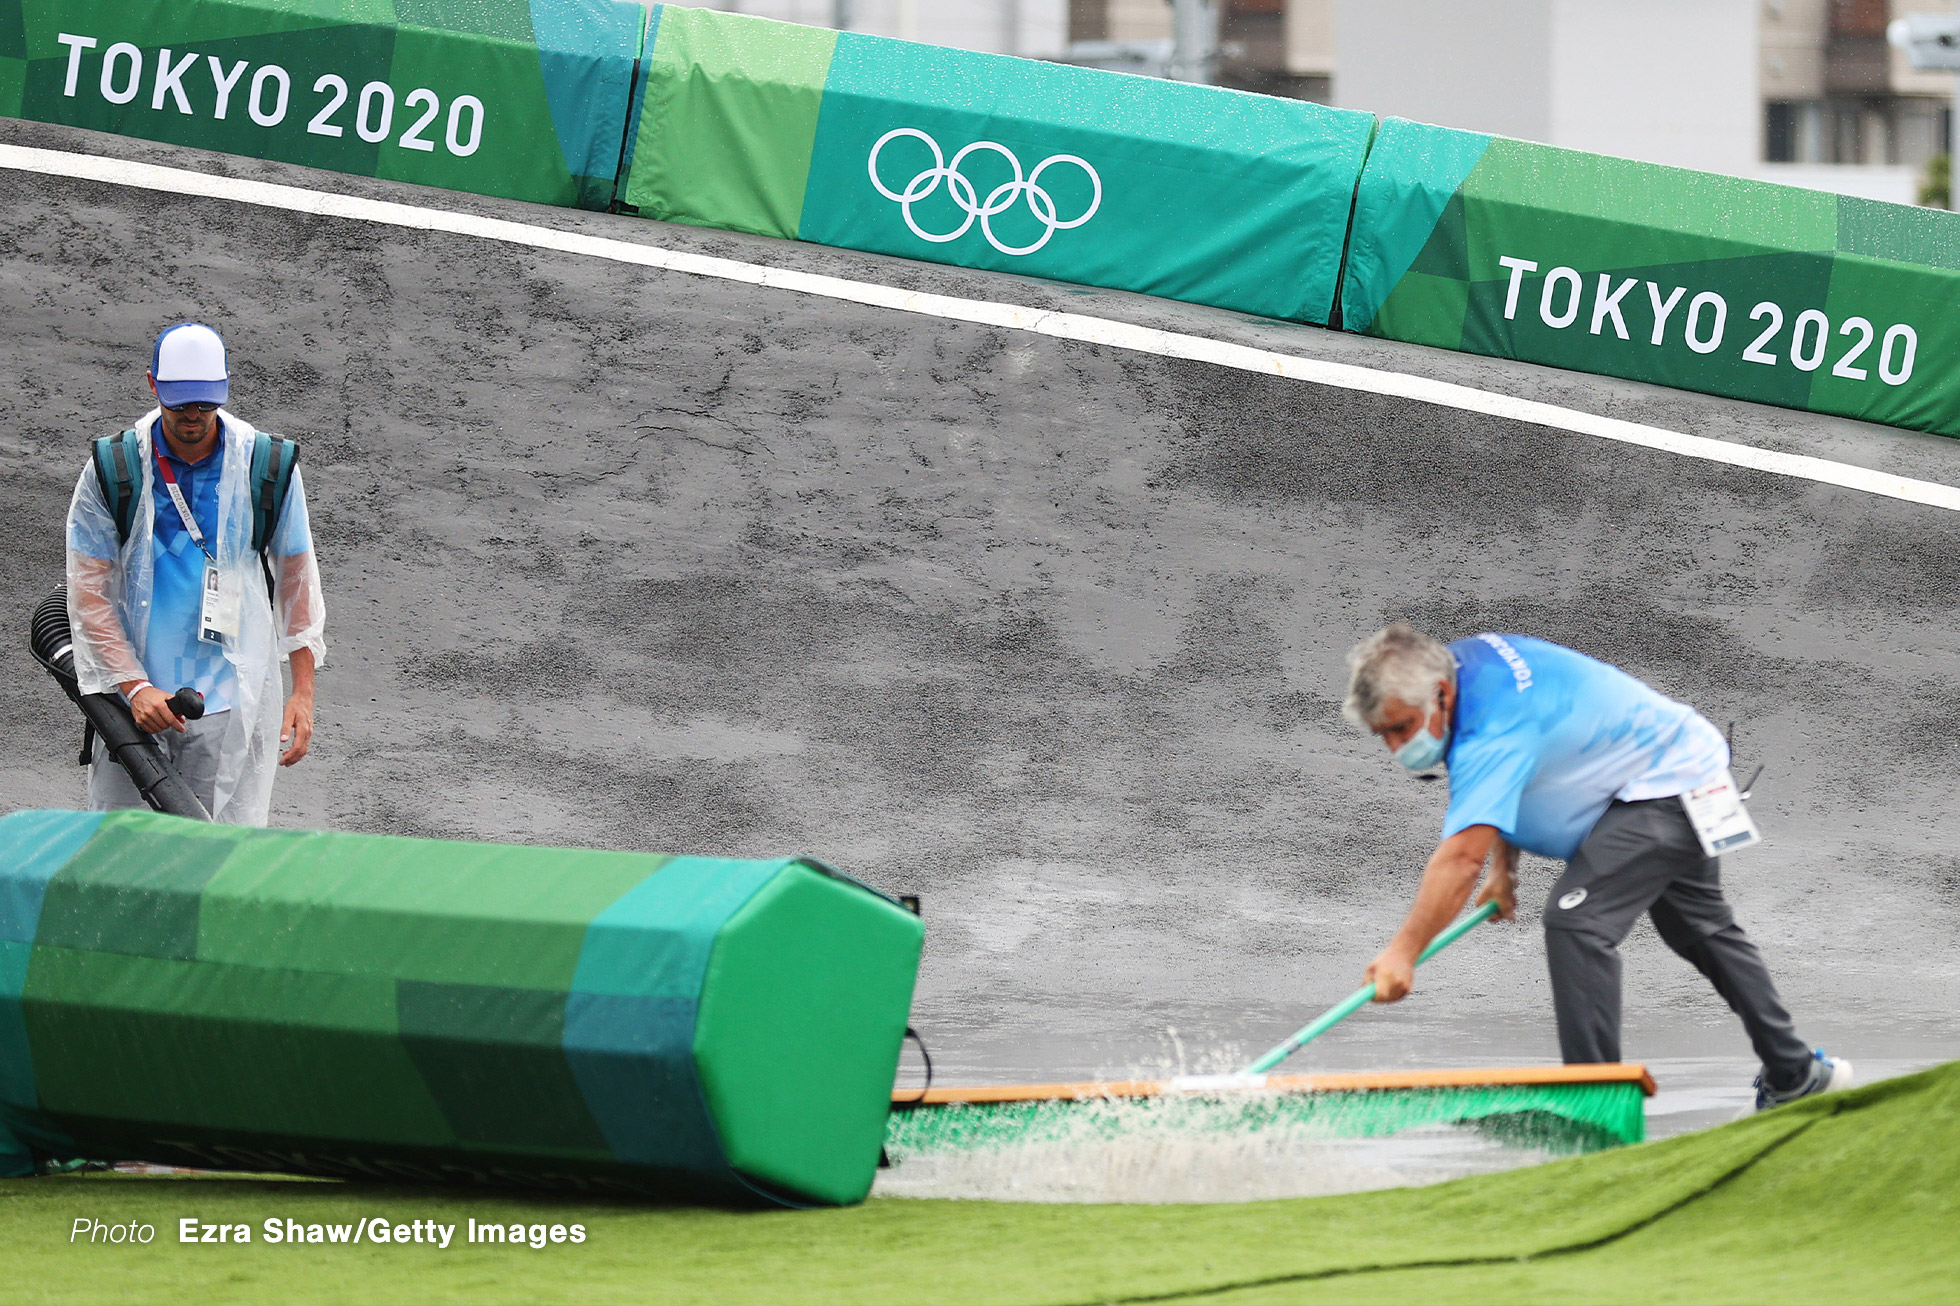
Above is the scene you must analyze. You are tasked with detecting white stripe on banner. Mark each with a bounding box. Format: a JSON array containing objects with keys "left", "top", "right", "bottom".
[{"left": 4, "top": 141, "right": 1956, "bottom": 513}]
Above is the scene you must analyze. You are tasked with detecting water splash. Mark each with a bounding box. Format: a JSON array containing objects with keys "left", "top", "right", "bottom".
[
  {"left": 874, "top": 1118, "right": 1558, "bottom": 1204},
  {"left": 880, "top": 1035, "right": 1636, "bottom": 1204}
]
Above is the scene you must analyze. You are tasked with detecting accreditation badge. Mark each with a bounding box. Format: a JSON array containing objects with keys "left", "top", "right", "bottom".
[
  {"left": 199, "top": 563, "right": 242, "bottom": 644},
  {"left": 1680, "top": 769, "right": 1761, "bottom": 857}
]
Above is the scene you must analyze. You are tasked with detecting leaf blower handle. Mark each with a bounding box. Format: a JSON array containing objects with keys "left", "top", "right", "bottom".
[
  {"left": 167, "top": 687, "right": 205, "bottom": 721},
  {"left": 29, "top": 586, "right": 213, "bottom": 821},
  {"left": 1242, "top": 900, "right": 1501, "bottom": 1076}
]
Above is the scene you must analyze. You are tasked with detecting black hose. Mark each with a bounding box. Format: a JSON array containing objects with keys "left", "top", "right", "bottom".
[
  {"left": 889, "top": 1026, "right": 935, "bottom": 1109},
  {"left": 28, "top": 586, "right": 81, "bottom": 688},
  {"left": 30, "top": 586, "right": 212, "bottom": 821}
]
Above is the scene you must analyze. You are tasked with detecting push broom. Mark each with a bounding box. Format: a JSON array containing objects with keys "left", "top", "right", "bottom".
[{"left": 885, "top": 900, "right": 1656, "bottom": 1161}]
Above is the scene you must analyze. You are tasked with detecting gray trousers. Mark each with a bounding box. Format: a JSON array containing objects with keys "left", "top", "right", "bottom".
[
  {"left": 87, "top": 710, "right": 229, "bottom": 817},
  {"left": 1544, "top": 797, "right": 1813, "bottom": 1092}
]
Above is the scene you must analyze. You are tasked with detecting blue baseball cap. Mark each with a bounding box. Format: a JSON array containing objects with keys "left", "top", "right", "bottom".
[{"left": 151, "top": 323, "right": 229, "bottom": 408}]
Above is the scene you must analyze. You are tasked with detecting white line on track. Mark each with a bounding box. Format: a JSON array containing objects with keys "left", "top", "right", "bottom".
[{"left": 6, "top": 141, "right": 1957, "bottom": 513}]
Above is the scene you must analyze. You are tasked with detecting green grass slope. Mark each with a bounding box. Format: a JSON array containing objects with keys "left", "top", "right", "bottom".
[{"left": 6, "top": 1061, "right": 1955, "bottom": 1306}]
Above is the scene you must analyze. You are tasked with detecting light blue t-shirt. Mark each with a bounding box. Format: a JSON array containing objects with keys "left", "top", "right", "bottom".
[
  {"left": 69, "top": 418, "right": 313, "bottom": 713},
  {"left": 1441, "top": 634, "right": 1728, "bottom": 861}
]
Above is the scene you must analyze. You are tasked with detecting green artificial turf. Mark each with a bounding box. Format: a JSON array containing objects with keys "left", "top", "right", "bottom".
[{"left": 6, "top": 1060, "right": 1955, "bottom": 1306}]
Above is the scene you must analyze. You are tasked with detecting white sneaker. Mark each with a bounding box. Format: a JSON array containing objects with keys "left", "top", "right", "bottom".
[{"left": 1754, "top": 1049, "right": 1854, "bottom": 1111}]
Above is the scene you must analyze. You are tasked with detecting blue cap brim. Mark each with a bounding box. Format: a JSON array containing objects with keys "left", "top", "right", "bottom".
[{"left": 155, "top": 379, "right": 228, "bottom": 407}]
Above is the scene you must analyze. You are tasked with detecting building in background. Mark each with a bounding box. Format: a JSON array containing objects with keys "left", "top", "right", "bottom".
[
  {"left": 1330, "top": 0, "right": 1953, "bottom": 204},
  {"left": 680, "top": 1, "right": 1069, "bottom": 58},
  {"left": 1065, "top": 1, "right": 1331, "bottom": 99},
  {"left": 687, "top": 3, "right": 1331, "bottom": 96},
  {"left": 1330, "top": 0, "right": 1762, "bottom": 174},
  {"left": 1762, "top": 1, "right": 1953, "bottom": 174}
]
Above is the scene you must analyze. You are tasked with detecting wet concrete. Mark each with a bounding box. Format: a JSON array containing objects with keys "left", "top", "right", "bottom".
[{"left": 2, "top": 120, "right": 1956, "bottom": 1103}]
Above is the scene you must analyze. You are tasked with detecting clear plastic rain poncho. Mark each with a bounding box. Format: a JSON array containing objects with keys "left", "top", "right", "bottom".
[{"left": 65, "top": 410, "right": 326, "bottom": 826}]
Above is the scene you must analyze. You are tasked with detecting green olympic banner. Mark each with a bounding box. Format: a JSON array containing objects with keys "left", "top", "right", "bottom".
[
  {"left": 0, "top": 0, "right": 646, "bottom": 209},
  {"left": 0, "top": 809, "right": 924, "bottom": 1206},
  {"left": 1341, "top": 117, "right": 1960, "bottom": 439},
  {"left": 623, "top": 5, "right": 1376, "bottom": 325}
]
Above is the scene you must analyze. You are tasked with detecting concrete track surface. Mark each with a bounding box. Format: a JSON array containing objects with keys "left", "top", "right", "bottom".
[{"left": 3, "top": 121, "right": 1956, "bottom": 1116}]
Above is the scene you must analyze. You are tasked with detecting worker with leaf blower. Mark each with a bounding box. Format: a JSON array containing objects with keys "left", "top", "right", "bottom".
[
  {"left": 64, "top": 323, "right": 326, "bottom": 825},
  {"left": 1342, "top": 623, "right": 1850, "bottom": 1112}
]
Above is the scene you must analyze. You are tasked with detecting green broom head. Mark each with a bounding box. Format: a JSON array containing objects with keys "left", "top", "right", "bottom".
[
  {"left": 881, "top": 1067, "right": 1653, "bottom": 1201},
  {"left": 888, "top": 1079, "right": 1645, "bottom": 1161}
]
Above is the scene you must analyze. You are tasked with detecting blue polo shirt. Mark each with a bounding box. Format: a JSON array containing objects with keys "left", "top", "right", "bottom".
[
  {"left": 69, "top": 418, "right": 313, "bottom": 713},
  {"left": 147, "top": 421, "right": 235, "bottom": 709},
  {"left": 1440, "top": 634, "right": 1728, "bottom": 861}
]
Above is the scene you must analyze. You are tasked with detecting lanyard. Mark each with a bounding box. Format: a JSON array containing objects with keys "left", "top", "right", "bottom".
[{"left": 154, "top": 440, "right": 216, "bottom": 563}]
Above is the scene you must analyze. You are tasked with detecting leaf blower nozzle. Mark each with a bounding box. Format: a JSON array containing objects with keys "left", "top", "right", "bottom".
[{"left": 29, "top": 586, "right": 81, "bottom": 686}]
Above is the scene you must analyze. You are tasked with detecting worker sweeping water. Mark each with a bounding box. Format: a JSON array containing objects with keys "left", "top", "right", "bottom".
[{"left": 1343, "top": 623, "right": 1853, "bottom": 1112}]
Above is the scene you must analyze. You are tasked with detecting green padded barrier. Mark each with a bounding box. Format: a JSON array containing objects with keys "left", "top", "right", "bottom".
[
  {"left": 0, "top": 0, "right": 646, "bottom": 210},
  {"left": 0, "top": 810, "right": 103, "bottom": 1177},
  {"left": 0, "top": 809, "right": 924, "bottom": 1205},
  {"left": 1342, "top": 119, "right": 1960, "bottom": 439},
  {"left": 622, "top": 7, "right": 1375, "bottom": 324},
  {"left": 622, "top": 2, "right": 833, "bottom": 239},
  {"left": 696, "top": 861, "right": 929, "bottom": 1205}
]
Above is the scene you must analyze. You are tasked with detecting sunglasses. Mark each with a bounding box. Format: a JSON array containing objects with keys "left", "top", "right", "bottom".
[{"left": 163, "top": 401, "right": 221, "bottom": 413}]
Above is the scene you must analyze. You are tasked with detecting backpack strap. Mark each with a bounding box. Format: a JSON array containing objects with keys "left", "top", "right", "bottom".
[
  {"left": 90, "top": 428, "right": 144, "bottom": 548},
  {"left": 249, "top": 432, "right": 299, "bottom": 599},
  {"left": 90, "top": 426, "right": 299, "bottom": 564},
  {"left": 248, "top": 432, "right": 299, "bottom": 557}
]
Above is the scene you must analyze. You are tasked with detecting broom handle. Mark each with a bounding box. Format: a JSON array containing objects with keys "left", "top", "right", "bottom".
[{"left": 1242, "top": 900, "right": 1501, "bottom": 1076}]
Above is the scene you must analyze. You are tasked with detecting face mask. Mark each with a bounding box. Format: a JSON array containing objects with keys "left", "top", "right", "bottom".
[
  {"left": 1393, "top": 725, "right": 1447, "bottom": 772},
  {"left": 1392, "top": 688, "right": 1451, "bottom": 772}
]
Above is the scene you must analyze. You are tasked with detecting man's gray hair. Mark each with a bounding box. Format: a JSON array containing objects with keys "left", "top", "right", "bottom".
[{"left": 1342, "top": 623, "right": 1457, "bottom": 728}]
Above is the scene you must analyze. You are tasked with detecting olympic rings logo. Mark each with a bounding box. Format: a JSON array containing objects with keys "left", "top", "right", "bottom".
[{"left": 867, "top": 128, "right": 1102, "bottom": 257}]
